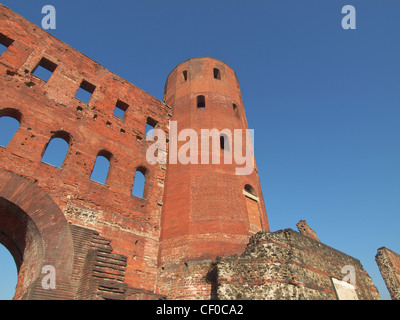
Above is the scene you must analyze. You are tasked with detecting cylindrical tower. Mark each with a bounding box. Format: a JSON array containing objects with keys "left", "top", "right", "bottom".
[{"left": 157, "top": 57, "right": 269, "bottom": 299}]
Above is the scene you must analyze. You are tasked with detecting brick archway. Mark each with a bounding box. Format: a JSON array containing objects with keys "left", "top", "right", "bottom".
[{"left": 0, "top": 169, "right": 75, "bottom": 299}]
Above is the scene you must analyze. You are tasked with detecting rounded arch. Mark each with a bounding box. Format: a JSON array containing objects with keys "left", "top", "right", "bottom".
[
  {"left": 50, "top": 130, "right": 72, "bottom": 144},
  {"left": 213, "top": 67, "right": 221, "bottom": 80},
  {"left": 97, "top": 149, "right": 113, "bottom": 162},
  {"left": 220, "top": 133, "right": 231, "bottom": 152},
  {"left": 136, "top": 165, "right": 148, "bottom": 176},
  {"left": 90, "top": 149, "right": 113, "bottom": 185},
  {"left": 197, "top": 95, "right": 206, "bottom": 108},
  {"left": 41, "top": 131, "right": 73, "bottom": 168},
  {"left": 243, "top": 184, "right": 262, "bottom": 233},
  {"left": 0, "top": 197, "right": 45, "bottom": 299},
  {"left": 0, "top": 108, "right": 23, "bottom": 123},
  {"left": 0, "top": 108, "right": 23, "bottom": 148},
  {"left": 132, "top": 166, "right": 149, "bottom": 199},
  {"left": 0, "top": 169, "right": 74, "bottom": 300},
  {"left": 244, "top": 184, "right": 258, "bottom": 199}
]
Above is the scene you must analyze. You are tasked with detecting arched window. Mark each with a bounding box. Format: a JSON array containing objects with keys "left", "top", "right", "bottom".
[
  {"left": 41, "top": 131, "right": 71, "bottom": 168},
  {"left": 182, "top": 70, "right": 188, "bottom": 82},
  {"left": 197, "top": 95, "right": 205, "bottom": 109},
  {"left": 0, "top": 109, "right": 21, "bottom": 148},
  {"left": 244, "top": 184, "right": 258, "bottom": 200},
  {"left": 213, "top": 68, "right": 221, "bottom": 80},
  {"left": 132, "top": 167, "right": 147, "bottom": 199},
  {"left": 220, "top": 133, "right": 230, "bottom": 152},
  {"left": 90, "top": 150, "right": 113, "bottom": 185},
  {"left": 244, "top": 184, "right": 262, "bottom": 232}
]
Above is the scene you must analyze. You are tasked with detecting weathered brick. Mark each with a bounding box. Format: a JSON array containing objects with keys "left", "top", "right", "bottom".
[
  {"left": 376, "top": 247, "right": 400, "bottom": 300},
  {"left": 0, "top": 5, "right": 385, "bottom": 301}
]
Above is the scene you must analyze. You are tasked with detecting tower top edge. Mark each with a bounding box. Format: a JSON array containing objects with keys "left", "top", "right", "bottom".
[
  {"left": 180, "top": 56, "right": 232, "bottom": 67},
  {"left": 165, "top": 57, "right": 237, "bottom": 81}
]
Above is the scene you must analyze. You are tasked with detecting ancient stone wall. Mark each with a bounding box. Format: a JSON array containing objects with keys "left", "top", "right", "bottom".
[
  {"left": 0, "top": 4, "right": 386, "bottom": 301},
  {"left": 376, "top": 247, "right": 400, "bottom": 300},
  {"left": 296, "top": 220, "right": 319, "bottom": 242},
  {"left": 215, "top": 229, "right": 380, "bottom": 300}
]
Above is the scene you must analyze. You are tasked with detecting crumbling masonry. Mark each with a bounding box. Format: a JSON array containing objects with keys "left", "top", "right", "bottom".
[{"left": 0, "top": 5, "right": 396, "bottom": 300}]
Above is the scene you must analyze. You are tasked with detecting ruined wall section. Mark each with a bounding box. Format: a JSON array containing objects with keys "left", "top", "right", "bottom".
[
  {"left": 216, "top": 229, "right": 380, "bottom": 300},
  {"left": 157, "top": 260, "right": 215, "bottom": 300},
  {"left": 66, "top": 224, "right": 164, "bottom": 300},
  {"left": 296, "top": 220, "right": 319, "bottom": 242},
  {"left": 0, "top": 5, "right": 170, "bottom": 293},
  {"left": 376, "top": 247, "right": 400, "bottom": 300}
]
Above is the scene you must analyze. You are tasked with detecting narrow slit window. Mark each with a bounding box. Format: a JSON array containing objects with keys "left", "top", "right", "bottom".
[
  {"left": 244, "top": 184, "right": 261, "bottom": 231},
  {"left": 233, "top": 104, "right": 240, "bottom": 118},
  {"left": 0, "top": 33, "right": 14, "bottom": 55},
  {"left": 132, "top": 167, "right": 147, "bottom": 199},
  {"left": 220, "top": 134, "right": 230, "bottom": 151},
  {"left": 90, "top": 150, "right": 112, "bottom": 185},
  {"left": 213, "top": 68, "right": 221, "bottom": 80},
  {"left": 113, "top": 100, "right": 129, "bottom": 119},
  {"left": 32, "top": 57, "right": 57, "bottom": 82},
  {"left": 0, "top": 109, "right": 21, "bottom": 148},
  {"left": 75, "top": 80, "right": 96, "bottom": 104},
  {"left": 197, "top": 95, "right": 205, "bottom": 109},
  {"left": 145, "top": 118, "right": 158, "bottom": 136},
  {"left": 41, "top": 132, "right": 71, "bottom": 168},
  {"left": 182, "top": 70, "right": 188, "bottom": 82}
]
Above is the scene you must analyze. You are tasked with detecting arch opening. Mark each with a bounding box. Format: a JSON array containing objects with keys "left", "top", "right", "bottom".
[
  {"left": 182, "top": 70, "right": 188, "bottom": 82},
  {"left": 244, "top": 184, "right": 258, "bottom": 198},
  {"left": 0, "top": 108, "right": 22, "bottom": 148},
  {"left": 0, "top": 197, "right": 45, "bottom": 300},
  {"left": 132, "top": 166, "right": 148, "bottom": 199},
  {"left": 220, "top": 133, "right": 231, "bottom": 152},
  {"left": 0, "top": 243, "right": 18, "bottom": 300},
  {"left": 197, "top": 95, "right": 205, "bottom": 109},
  {"left": 213, "top": 68, "right": 221, "bottom": 80},
  {"left": 0, "top": 170, "right": 75, "bottom": 300},
  {"left": 243, "top": 184, "right": 262, "bottom": 233},
  {"left": 41, "top": 131, "right": 71, "bottom": 168},
  {"left": 90, "top": 150, "right": 113, "bottom": 185}
]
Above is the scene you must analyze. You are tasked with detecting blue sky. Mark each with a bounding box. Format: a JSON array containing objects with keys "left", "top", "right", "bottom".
[{"left": 0, "top": 1, "right": 399, "bottom": 300}]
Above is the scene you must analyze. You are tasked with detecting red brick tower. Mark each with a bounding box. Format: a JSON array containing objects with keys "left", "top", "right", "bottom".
[{"left": 157, "top": 57, "right": 270, "bottom": 299}]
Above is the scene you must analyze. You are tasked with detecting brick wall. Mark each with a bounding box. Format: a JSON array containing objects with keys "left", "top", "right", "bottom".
[
  {"left": 157, "top": 57, "right": 270, "bottom": 298},
  {"left": 0, "top": 4, "right": 169, "bottom": 297},
  {"left": 0, "top": 5, "right": 385, "bottom": 301}
]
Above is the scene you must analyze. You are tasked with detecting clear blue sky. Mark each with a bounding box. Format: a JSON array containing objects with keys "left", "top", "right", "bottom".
[{"left": 0, "top": 1, "right": 399, "bottom": 300}]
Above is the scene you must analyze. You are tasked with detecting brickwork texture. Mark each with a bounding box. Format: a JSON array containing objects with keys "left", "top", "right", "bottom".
[{"left": 0, "top": 5, "right": 389, "bottom": 300}]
